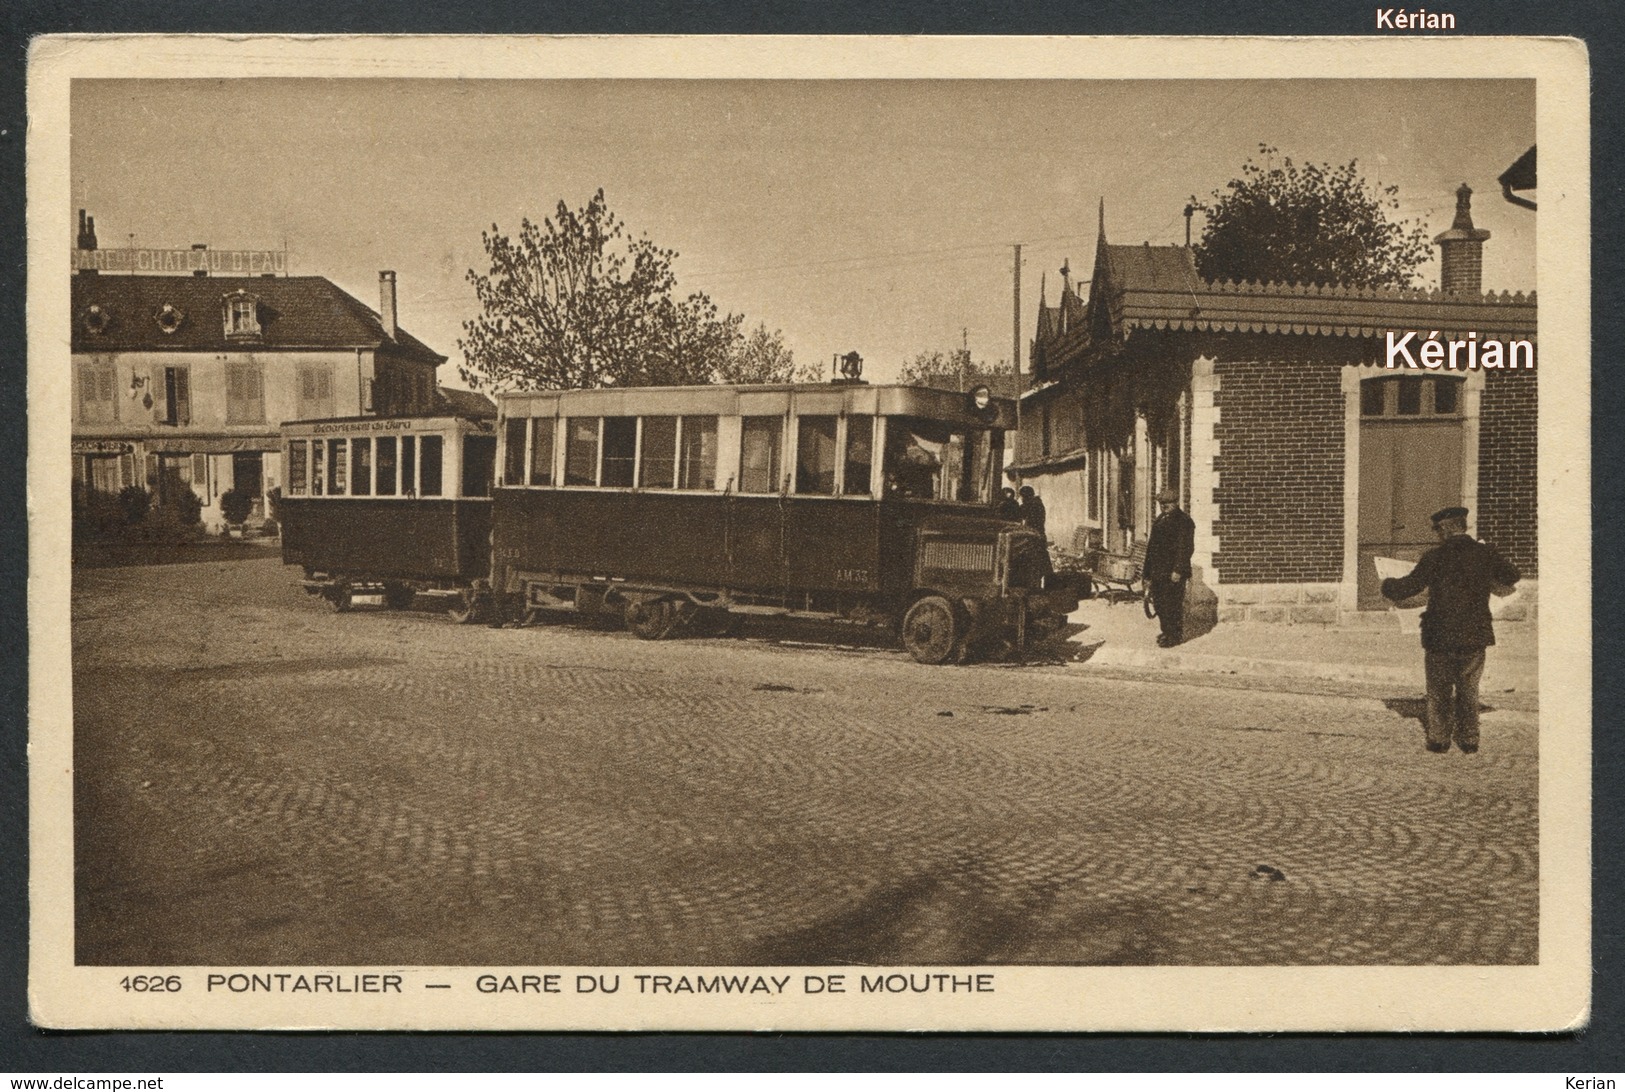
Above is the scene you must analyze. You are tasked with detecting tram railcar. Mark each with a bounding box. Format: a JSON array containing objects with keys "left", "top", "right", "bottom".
[
  {"left": 489, "top": 380, "right": 1079, "bottom": 663},
  {"left": 278, "top": 412, "right": 497, "bottom": 619}
]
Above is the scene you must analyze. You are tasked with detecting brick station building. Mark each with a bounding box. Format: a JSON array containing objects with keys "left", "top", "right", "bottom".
[
  {"left": 1016, "top": 187, "right": 1537, "bottom": 623},
  {"left": 70, "top": 211, "right": 455, "bottom": 530}
]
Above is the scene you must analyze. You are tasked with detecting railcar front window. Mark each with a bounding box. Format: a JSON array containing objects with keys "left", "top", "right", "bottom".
[
  {"left": 883, "top": 417, "right": 998, "bottom": 503},
  {"left": 640, "top": 416, "right": 677, "bottom": 489},
  {"left": 565, "top": 418, "right": 599, "bottom": 486},
  {"left": 679, "top": 416, "right": 717, "bottom": 490},
  {"left": 796, "top": 416, "right": 838, "bottom": 495},
  {"left": 843, "top": 414, "right": 873, "bottom": 496},
  {"left": 602, "top": 417, "right": 637, "bottom": 488},
  {"left": 529, "top": 418, "right": 554, "bottom": 486},
  {"left": 420, "top": 435, "right": 443, "bottom": 496},
  {"left": 377, "top": 436, "right": 398, "bottom": 496},
  {"left": 740, "top": 416, "right": 783, "bottom": 493},
  {"left": 503, "top": 417, "right": 527, "bottom": 486},
  {"left": 352, "top": 438, "right": 372, "bottom": 496},
  {"left": 288, "top": 442, "right": 307, "bottom": 496}
]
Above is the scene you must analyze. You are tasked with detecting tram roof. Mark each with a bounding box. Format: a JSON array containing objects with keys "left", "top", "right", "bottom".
[{"left": 495, "top": 382, "right": 1018, "bottom": 430}]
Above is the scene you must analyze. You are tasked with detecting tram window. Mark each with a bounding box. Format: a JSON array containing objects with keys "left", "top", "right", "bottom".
[
  {"left": 288, "top": 442, "right": 308, "bottom": 496},
  {"left": 565, "top": 418, "right": 599, "bottom": 486},
  {"left": 503, "top": 417, "right": 527, "bottom": 486},
  {"left": 843, "top": 414, "right": 873, "bottom": 495},
  {"left": 463, "top": 435, "right": 496, "bottom": 497},
  {"left": 640, "top": 416, "right": 677, "bottom": 489},
  {"left": 420, "top": 435, "right": 443, "bottom": 496},
  {"left": 884, "top": 418, "right": 945, "bottom": 499},
  {"left": 529, "top": 418, "right": 554, "bottom": 486},
  {"left": 327, "top": 439, "right": 347, "bottom": 495},
  {"left": 377, "top": 436, "right": 398, "bottom": 496},
  {"left": 352, "top": 438, "right": 372, "bottom": 496},
  {"left": 796, "top": 416, "right": 838, "bottom": 495},
  {"left": 401, "top": 436, "right": 417, "bottom": 495},
  {"left": 602, "top": 417, "right": 637, "bottom": 488},
  {"left": 678, "top": 416, "right": 717, "bottom": 490},
  {"left": 740, "top": 416, "right": 783, "bottom": 493},
  {"left": 311, "top": 440, "right": 325, "bottom": 496}
]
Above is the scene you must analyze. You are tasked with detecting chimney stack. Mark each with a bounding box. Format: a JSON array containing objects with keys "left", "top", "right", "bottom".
[
  {"left": 1434, "top": 184, "right": 1491, "bottom": 296},
  {"left": 76, "top": 210, "right": 99, "bottom": 274},
  {"left": 379, "top": 270, "right": 398, "bottom": 340}
]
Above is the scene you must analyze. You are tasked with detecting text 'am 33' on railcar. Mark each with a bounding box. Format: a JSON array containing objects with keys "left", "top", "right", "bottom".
[{"left": 278, "top": 412, "right": 496, "bottom": 621}]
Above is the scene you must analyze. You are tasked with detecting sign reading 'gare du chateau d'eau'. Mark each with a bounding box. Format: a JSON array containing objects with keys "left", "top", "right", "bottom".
[{"left": 73, "top": 247, "right": 288, "bottom": 275}]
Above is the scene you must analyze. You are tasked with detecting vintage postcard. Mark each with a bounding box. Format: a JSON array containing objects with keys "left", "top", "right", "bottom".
[{"left": 27, "top": 35, "right": 1589, "bottom": 1031}]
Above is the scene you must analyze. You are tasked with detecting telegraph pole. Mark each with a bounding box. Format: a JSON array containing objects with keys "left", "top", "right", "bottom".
[{"left": 1012, "top": 243, "right": 1022, "bottom": 431}]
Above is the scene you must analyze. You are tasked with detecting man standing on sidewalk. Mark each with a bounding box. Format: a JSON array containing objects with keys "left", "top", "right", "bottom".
[
  {"left": 1381, "top": 506, "right": 1521, "bottom": 754},
  {"left": 1144, "top": 488, "right": 1195, "bottom": 648}
]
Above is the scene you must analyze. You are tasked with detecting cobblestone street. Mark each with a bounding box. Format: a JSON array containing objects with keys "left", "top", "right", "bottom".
[{"left": 71, "top": 557, "right": 1538, "bottom": 967}]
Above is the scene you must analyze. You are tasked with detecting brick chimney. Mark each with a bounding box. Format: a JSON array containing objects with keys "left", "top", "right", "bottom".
[
  {"left": 1434, "top": 183, "right": 1491, "bottom": 296},
  {"left": 76, "top": 210, "right": 99, "bottom": 275},
  {"left": 379, "top": 270, "right": 398, "bottom": 340}
]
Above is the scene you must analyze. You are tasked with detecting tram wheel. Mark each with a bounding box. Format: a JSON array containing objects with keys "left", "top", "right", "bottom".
[
  {"left": 447, "top": 589, "right": 482, "bottom": 625},
  {"left": 383, "top": 583, "right": 416, "bottom": 610},
  {"left": 1142, "top": 584, "right": 1157, "bottom": 619},
  {"left": 625, "top": 598, "right": 677, "bottom": 640},
  {"left": 691, "top": 607, "right": 736, "bottom": 637},
  {"left": 901, "top": 595, "right": 961, "bottom": 665}
]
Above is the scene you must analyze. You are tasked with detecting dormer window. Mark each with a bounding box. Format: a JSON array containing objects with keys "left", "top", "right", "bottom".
[{"left": 222, "top": 290, "right": 262, "bottom": 339}]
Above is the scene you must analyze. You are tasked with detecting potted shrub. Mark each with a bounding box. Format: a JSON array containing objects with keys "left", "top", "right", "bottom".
[{"left": 219, "top": 488, "right": 254, "bottom": 537}]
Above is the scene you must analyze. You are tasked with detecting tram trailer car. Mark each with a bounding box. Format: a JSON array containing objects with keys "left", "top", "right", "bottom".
[
  {"left": 278, "top": 413, "right": 496, "bottom": 618},
  {"left": 489, "top": 381, "right": 1081, "bottom": 663}
]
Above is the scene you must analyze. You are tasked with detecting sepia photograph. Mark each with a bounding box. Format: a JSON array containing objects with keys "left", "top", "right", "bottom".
[{"left": 26, "top": 35, "right": 1590, "bottom": 1032}]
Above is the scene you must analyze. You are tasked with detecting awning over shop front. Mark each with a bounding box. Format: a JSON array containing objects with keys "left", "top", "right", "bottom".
[{"left": 140, "top": 436, "right": 280, "bottom": 454}]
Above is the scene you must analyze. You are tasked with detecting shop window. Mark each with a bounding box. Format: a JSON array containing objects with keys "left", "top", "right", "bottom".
[
  {"left": 326, "top": 438, "right": 347, "bottom": 495},
  {"left": 678, "top": 416, "right": 717, "bottom": 490},
  {"left": 640, "top": 416, "right": 677, "bottom": 489},
  {"left": 843, "top": 414, "right": 873, "bottom": 496},
  {"left": 377, "top": 436, "right": 397, "bottom": 496},
  {"left": 739, "top": 416, "right": 783, "bottom": 493},
  {"left": 401, "top": 436, "right": 417, "bottom": 495},
  {"left": 298, "top": 365, "right": 335, "bottom": 419},
  {"left": 565, "top": 418, "right": 600, "bottom": 486},
  {"left": 503, "top": 417, "right": 527, "bottom": 486},
  {"left": 601, "top": 417, "right": 637, "bottom": 488},
  {"left": 351, "top": 439, "right": 372, "bottom": 496},
  {"left": 289, "top": 442, "right": 308, "bottom": 495},
  {"left": 162, "top": 366, "right": 191, "bottom": 426},
  {"left": 796, "top": 415, "right": 838, "bottom": 495},
  {"left": 529, "top": 418, "right": 555, "bottom": 486},
  {"left": 226, "top": 363, "right": 265, "bottom": 424},
  {"left": 77, "top": 362, "right": 116, "bottom": 423},
  {"left": 311, "top": 440, "right": 325, "bottom": 496},
  {"left": 420, "top": 435, "right": 443, "bottom": 496}
]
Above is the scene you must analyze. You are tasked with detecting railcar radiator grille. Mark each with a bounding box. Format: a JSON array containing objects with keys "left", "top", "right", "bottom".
[{"left": 922, "top": 541, "right": 995, "bottom": 572}]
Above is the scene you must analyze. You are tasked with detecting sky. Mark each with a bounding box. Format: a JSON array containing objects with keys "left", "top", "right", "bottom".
[{"left": 70, "top": 78, "right": 1535, "bottom": 385}]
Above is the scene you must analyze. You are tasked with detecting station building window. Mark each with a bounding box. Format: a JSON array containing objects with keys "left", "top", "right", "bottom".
[
  {"left": 298, "top": 365, "right": 335, "bottom": 420},
  {"left": 796, "top": 415, "right": 838, "bottom": 495},
  {"left": 77, "top": 362, "right": 117, "bottom": 423},
  {"left": 161, "top": 365, "right": 191, "bottom": 426},
  {"left": 740, "top": 416, "right": 783, "bottom": 494},
  {"left": 227, "top": 363, "right": 266, "bottom": 424}
]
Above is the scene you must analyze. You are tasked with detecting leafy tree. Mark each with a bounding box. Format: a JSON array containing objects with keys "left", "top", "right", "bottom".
[
  {"left": 718, "top": 323, "right": 819, "bottom": 384},
  {"left": 898, "top": 348, "right": 1013, "bottom": 390},
  {"left": 1191, "top": 146, "right": 1433, "bottom": 290},
  {"left": 460, "top": 190, "right": 745, "bottom": 390}
]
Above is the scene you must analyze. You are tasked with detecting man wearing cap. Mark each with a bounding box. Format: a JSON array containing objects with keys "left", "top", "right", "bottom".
[
  {"left": 1144, "top": 487, "right": 1196, "bottom": 647},
  {"left": 1381, "top": 506, "right": 1521, "bottom": 754}
]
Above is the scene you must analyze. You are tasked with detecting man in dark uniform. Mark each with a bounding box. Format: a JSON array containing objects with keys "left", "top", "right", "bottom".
[
  {"left": 1144, "top": 488, "right": 1195, "bottom": 647},
  {"left": 1018, "top": 485, "right": 1047, "bottom": 537},
  {"left": 1381, "top": 505, "right": 1521, "bottom": 754}
]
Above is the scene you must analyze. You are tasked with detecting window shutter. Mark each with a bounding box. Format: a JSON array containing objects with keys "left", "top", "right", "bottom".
[
  {"left": 97, "top": 367, "right": 115, "bottom": 402},
  {"left": 317, "top": 369, "right": 332, "bottom": 400},
  {"left": 300, "top": 368, "right": 316, "bottom": 401},
  {"left": 174, "top": 367, "right": 190, "bottom": 425}
]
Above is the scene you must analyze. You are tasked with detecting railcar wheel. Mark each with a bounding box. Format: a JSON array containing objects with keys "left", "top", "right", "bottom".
[
  {"left": 625, "top": 599, "right": 677, "bottom": 640},
  {"left": 1142, "top": 584, "right": 1157, "bottom": 619},
  {"left": 691, "top": 607, "right": 736, "bottom": 637},
  {"left": 901, "top": 595, "right": 961, "bottom": 665},
  {"left": 383, "top": 582, "right": 416, "bottom": 610},
  {"left": 447, "top": 588, "right": 482, "bottom": 625}
]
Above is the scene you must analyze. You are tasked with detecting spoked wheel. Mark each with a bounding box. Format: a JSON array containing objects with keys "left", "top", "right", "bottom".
[
  {"left": 901, "top": 595, "right": 961, "bottom": 665},
  {"left": 1142, "top": 583, "right": 1157, "bottom": 619},
  {"left": 625, "top": 598, "right": 678, "bottom": 640},
  {"left": 447, "top": 588, "right": 483, "bottom": 625},
  {"left": 383, "top": 582, "right": 416, "bottom": 611}
]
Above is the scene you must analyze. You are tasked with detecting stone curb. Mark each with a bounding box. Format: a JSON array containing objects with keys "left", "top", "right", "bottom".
[{"left": 1071, "top": 644, "right": 1419, "bottom": 686}]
